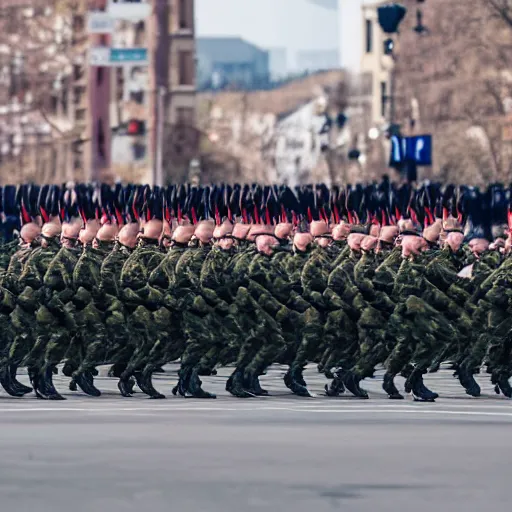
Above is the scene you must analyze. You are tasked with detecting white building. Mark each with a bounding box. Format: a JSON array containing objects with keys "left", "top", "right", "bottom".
[
  {"left": 273, "top": 99, "right": 326, "bottom": 186},
  {"left": 360, "top": 0, "right": 393, "bottom": 127}
]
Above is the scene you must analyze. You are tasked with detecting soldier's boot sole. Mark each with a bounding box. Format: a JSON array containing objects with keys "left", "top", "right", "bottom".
[
  {"left": 382, "top": 373, "right": 404, "bottom": 400},
  {"left": 74, "top": 372, "right": 101, "bottom": 397},
  {"left": 341, "top": 372, "right": 369, "bottom": 399}
]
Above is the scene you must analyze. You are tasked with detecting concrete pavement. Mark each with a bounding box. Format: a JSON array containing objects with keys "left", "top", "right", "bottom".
[{"left": 0, "top": 365, "right": 510, "bottom": 512}]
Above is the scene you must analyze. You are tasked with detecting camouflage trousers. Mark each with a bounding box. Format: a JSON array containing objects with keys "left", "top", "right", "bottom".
[
  {"left": 461, "top": 300, "right": 507, "bottom": 374},
  {"left": 120, "top": 304, "right": 156, "bottom": 379},
  {"left": 142, "top": 307, "right": 185, "bottom": 374},
  {"left": 72, "top": 302, "right": 107, "bottom": 375},
  {"left": 385, "top": 296, "right": 455, "bottom": 375},
  {"left": 354, "top": 304, "right": 391, "bottom": 378}
]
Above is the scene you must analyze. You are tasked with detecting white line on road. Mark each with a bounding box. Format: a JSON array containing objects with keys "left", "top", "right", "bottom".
[{"left": 1, "top": 405, "right": 512, "bottom": 418}]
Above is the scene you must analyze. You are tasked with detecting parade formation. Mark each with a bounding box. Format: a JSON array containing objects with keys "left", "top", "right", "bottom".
[{"left": 0, "top": 179, "right": 510, "bottom": 403}]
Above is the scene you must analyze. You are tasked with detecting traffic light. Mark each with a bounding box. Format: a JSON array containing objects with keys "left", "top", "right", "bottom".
[
  {"left": 377, "top": 3, "right": 407, "bottom": 34},
  {"left": 413, "top": 9, "right": 428, "bottom": 34},
  {"left": 348, "top": 149, "right": 361, "bottom": 160},
  {"left": 336, "top": 113, "right": 348, "bottom": 129},
  {"left": 127, "top": 119, "right": 145, "bottom": 135},
  {"left": 383, "top": 38, "right": 394, "bottom": 55}
]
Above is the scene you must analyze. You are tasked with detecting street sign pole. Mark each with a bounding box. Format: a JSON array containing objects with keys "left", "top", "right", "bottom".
[
  {"left": 86, "top": 0, "right": 112, "bottom": 184},
  {"left": 149, "top": 0, "right": 170, "bottom": 186}
]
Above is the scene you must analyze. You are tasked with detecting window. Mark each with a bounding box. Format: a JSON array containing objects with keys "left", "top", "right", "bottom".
[
  {"left": 179, "top": 0, "right": 194, "bottom": 30},
  {"left": 178, "top": 51, "right": 194, "bottom": 86},
  {"left": 380, "top": 81, "right": 387, "bottom": 118},
  {"left": 365, "top": 19, "right": 373, "bottom": 53},
  {"left": 176, "top": 107, "right": 194, "bottom": 126}
]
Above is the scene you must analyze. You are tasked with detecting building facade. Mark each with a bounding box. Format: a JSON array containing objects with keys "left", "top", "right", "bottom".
[
  {"left": 197, "top": 37, "right": 270, "bottom": 91},
  {"left": 360, "top": 0, "right": 391, "bottom": 129}
]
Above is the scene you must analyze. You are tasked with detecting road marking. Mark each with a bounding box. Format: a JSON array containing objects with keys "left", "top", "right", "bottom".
[{"left": 0, "top": 405, "right": 512, "bottom": 418}]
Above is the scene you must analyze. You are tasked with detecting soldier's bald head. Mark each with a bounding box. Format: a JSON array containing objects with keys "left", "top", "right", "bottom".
[
  {"left": 118, "top": 222, "right": 139, "bottom": 248},
  {"left": 20, "top": 223, "right": 41, "bottom": 244},
  {"left": 194, "top": 220, "right": 215, "bottom": 244},
  {"left": 96, "top": 223, "right": 119, "bottom": 241},
  {"left": 143, "top": 219, "right": 163, "bottom": 240}
]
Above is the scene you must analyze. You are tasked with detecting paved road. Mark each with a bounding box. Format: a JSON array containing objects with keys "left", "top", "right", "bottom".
[{"left": 0, "top": 365, "right": 511, "bottom": 512}]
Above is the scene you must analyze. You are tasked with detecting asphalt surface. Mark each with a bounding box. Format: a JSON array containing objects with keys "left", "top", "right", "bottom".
[{"left": 0, "top": 364, "right": 511, "bottom": 512}]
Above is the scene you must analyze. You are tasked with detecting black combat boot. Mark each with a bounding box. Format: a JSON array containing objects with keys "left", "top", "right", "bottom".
[
  {"left": 226, "top": 370, "right": 252, "bottom": 397},
  {"left": 249, "top": 375, "right": 269, "bottom": 396},
  {"left": 187, "top": 368, "right": 216, "bottom": 398},
  {"left": 135, "top": 369, "right": 165, "bottom": 399},
  {"left": 74, "top": 371, "right": 101, "bottom": 397},
  {"left": 118, "top": 375, "right": 134, "bottom": 397},
  {"left": 0, "top": 366, "right": 25, "bottom": 397},
  {"left": 456, "top": 367, "right": 481, "bottom": 397},
  {"left": 340, "top": 370, "right": 369, "bottom": 399},
  {"left": 494, "top": 374, "right": 512, "bottom": 398},
  {"left": 417, "top": 370, "right": 439, "bottom": 400},
  {"left": 324, "top": 375, "right": 345, "bottom": 397},
  {"left": 283, "top": 369, "right": 292, "bottom": 390},
  {"left": 382, "top": 372, "right": 404, "bottom": 400},
  {"left": 407, "top": 370, "right": 435, "bottom": 402},
  {"left": 39, "top": 367, "right": 65, "bottom": 400},
  {"left": 9, "top": 366, "right": 32, "bottom": 396}
]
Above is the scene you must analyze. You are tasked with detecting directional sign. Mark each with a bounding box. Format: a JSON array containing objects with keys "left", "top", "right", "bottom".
[
  {"left": 87, "top": 12, "right": 116, "bottom": 34},
  {"left": 110, "top": 48, "right": 148, "bottom": 65},
  {"left": 108, "top": 0, "right": 151, "bottom": 20},
  {"left": 89, "top": 47, "right": 111, "bottom": 66},
  {"left": 406, "top": 134, "right": 433, "bottom": 166},
  {"left": 89, "top": 48, "right": 148, "bottom": 66}
]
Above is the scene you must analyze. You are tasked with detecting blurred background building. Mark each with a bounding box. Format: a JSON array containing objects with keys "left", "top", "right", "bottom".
[{"left": 196, "top": 37, "right": 270, "bottom": 91}]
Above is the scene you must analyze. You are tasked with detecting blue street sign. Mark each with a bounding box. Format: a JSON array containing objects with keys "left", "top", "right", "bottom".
[
  {"left": 389, "top": 134, "right": 432, "bottom": 167},
  {"left": 406, "top": 134, "right": 433, "bottom": 166},
  {"left": 389, "top": 134, "right": 406, "bottom": 167},
  {"left": 110, "top": 48, "right": 148, "bottom": 64},
  {"left": 89, "top": 47, "right": 148, "bottom": 66}
]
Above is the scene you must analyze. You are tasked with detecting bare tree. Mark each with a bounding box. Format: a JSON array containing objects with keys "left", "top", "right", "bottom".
[{"left": 394, "top": 0, "right": 512, "bottom": 184}]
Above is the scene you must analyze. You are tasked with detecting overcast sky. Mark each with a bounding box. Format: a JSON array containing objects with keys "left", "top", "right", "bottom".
[{"left": 195, "top": 0, "right": 341, "bottom": 69}]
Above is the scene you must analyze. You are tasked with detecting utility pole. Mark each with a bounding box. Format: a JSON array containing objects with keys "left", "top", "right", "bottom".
[
  {"left": 148, "top": 0, "right": 170, "bottom": 186},
  {"left": 85, "top": 0, "right": 112, "bottom": 183}
]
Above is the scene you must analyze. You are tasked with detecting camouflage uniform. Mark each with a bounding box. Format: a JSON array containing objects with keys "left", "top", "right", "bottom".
[
  {"left": 385, "top": 251, "right": 457, "bottom": 385},
  {"left": 466, "top": 255, "right": 512, "bottom": 394},
  {"left": 173, "top": 240, "right": 217, "bottom": 397},
  {"left": 100, "top": 240, "right": 136, "bottom": 377},
  {"left": 199, "top": 245, "right": 239, "bottom": 371},
  {"left": 146, "top": 242, "right": 190, "bottom": 376},
  {"left": 42, "top": 243, "right": 81, "bottom": 376},
  {"left": 322, "top": 247, "right": 364, "bottom": 376},
  {"left": 119, "top": 238, "right": 165, "bottom": 394},
  {"left": 17, "top": 236, "right": 68, "bottom": 395},
  {"left": 352, "top": 248, "right": 398, "bottom": 379},
  {"left": 243, "top": 249, "right": 291, "bottom": 390}
]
